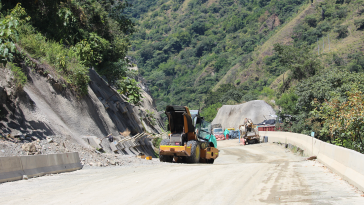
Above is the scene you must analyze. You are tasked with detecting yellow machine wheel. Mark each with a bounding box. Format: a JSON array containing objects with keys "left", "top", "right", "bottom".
[
  {"left": 186, "top": 141, "right": 200, "bottom": 163},
  {"left": 159, "top": 139, "right": 173, "bottom": 162}
]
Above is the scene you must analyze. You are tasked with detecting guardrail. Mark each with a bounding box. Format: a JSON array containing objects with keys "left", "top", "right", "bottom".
[
  {"left": 260, "top": 131, "right": 364, "bottom": 192},
  {"left": 0, "top": 152, "right": 82, "bottom": 183}
]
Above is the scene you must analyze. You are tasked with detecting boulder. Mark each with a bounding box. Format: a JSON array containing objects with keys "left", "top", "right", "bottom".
[
  {"left": 22, "top": 143, "right": 37, "bottom": 153},
  {"left": 82, "top": 136, "right": 102, "bottom": 150},
  {"left": 46, "top": 137, "right": 53, "bottom": 143},
  {"left": 109, "top": 160, "right": 116, "bottom": 165}
]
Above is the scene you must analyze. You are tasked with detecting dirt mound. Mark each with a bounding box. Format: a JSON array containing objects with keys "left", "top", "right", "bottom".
[{"left": 211, "top": 100, "right": 276, "bottom": 130}]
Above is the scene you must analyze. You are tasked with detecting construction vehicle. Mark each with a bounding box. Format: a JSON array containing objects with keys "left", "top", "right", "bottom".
[
  {"left": 211, "top": 124, "right": 224, "bottom": 140},
  {"left": 159, "top": 105, "right": 219, "bottom": 164},
  {"left": 239, "top": 118, "right": 260, "bottom": 144},
  {"left": 212, "top": 127, "right": 223, "bottom": 135},
  {"left": 211, "top": 123, "right": 222, "bottom": 130}
]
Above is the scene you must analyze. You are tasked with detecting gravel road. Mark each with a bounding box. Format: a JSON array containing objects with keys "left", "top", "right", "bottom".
[{"left": 1, "top": 140, "right": 363, "bottom": 204}]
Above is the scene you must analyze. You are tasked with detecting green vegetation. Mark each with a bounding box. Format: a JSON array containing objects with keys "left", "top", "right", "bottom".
[
  {"left": 152, "top": 137, "right": 162, "bottom": 149},
  {"left": 117, "top": 77, "right": 143, "bottom": 105},
  {"left": 201, "top": 102, "right": 222, "bottom": 122},
  {"left": 0, "top": 13, "right": 19, "bottom": 64},
  {"left": 145, "top": 109, "right": 157, "bottom": 126},
  {"left": 0, "top": 1, "right": 142, "bottom": 102},
  {"left": 7, "top": 62, "right": 27, "bottom": 89},
  {"left": 310, "top": 90, "right": 364, "bottom": 153},
  {"left": 152, "top": 136, "right": 163, "bottom": 157},
  {"left": 268, "top": 0, "right": 364, "bottom": 152},
  {"left": 1, "top": 0, "right": 363, "bottom": 152},
  {"left": 123, "top": 0, "right": 364, "bottom": 152},
  {"left": 273, "top": 46, "right": 364, "bottom": 152},
  {"left": 124, "top": 0, "right": 307, "bottom": 111},
  {"left": 18, "top": 25, "right": 90, "bottom": 94}
]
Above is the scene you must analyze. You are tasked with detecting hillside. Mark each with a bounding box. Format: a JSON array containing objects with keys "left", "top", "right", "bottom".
[
  {"left": 123, "top": 0, "right": 308, "bottom": 111},
  {"left": 218, "top": 0, "right": 364, "bottom": 90},
  {"left": 0, "top": 58, "right": 163, "bottom": 147},
  {"left": 0, "top": 1, "right": 166, "bottom": 162},
  {"left": 125, "top": 0, "right": 364, "bottom": 153},
  {"left": 1, "top": 1, "right": 363, "bottom": 154},
  {"left": 125, "top": 0, "right": 364, "bottom": 109}
]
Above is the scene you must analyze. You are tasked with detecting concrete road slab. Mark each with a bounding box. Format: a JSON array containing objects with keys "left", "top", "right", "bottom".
[{"left": 0, "top": 140, "right": 363, "bottom": 204}]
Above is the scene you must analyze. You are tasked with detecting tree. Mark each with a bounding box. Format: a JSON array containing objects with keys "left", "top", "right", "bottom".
[
  {"left": 201, "top": 103, "right": 222, "bottom": 122},
  {"left": 276, "top": 89, "right": 298, "bottom": 115},
  {"left": 311, "top": 90, "right": 364, "bottom": 153},
  {"left": 335, "top": 25, "right": 348, "bottom": 38},
  {"left": 0, "top": 3, "right": 30, "bottom": 65},
  {"left": 214, "top": 57, "right": 228, "bottom": 72},
  {"left": 273, "top": 43, "right": 322, "bottom": 92},
  {"left": 190, "top": 21, "right": 206, "bottom": 35},
  {"left": 284, "top": 70, "right": 364, "bottom": 138},
  {"left": 354, "top": 18, "right": 364, "bottom": 30},
  {"left": 304, "top": 15, "right": 317, "bottom": 27}
]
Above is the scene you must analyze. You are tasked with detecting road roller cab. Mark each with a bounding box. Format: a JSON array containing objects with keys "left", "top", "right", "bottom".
[{"left": 159, "top": 105, "right": 219, "bottom": 164}]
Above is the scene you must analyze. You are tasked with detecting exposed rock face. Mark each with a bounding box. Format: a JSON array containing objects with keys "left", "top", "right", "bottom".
[{"left": 0, "top": 63, "right": 163, "bottom": 153}]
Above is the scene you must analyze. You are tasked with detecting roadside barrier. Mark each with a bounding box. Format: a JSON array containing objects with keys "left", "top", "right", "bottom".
[
  {"left": 0, "top": 152, "right": 82, "bottom": 183},
  {"left": 0, "top": 156, "right": 24, "bottom": 183},
  {"left": 260, "top": 131, "right": 364, "bottom": 192}
]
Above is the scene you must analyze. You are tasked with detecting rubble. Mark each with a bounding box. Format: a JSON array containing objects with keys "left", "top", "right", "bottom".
[
  {"left": 0, "top": 133, "right": 161, "bottom": 167},
  {"left": 21, "top": 143, "right": 37, "bottom": 154},
  {"left": 46, "top": 137, "right": 53, "bottom": 143}
]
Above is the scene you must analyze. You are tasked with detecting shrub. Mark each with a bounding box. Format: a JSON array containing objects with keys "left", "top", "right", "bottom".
[
  {"left": 276, "top": 89, "right": 298, "bottom": 115},
  {"left": 0, "top": 3, "right": 30, "bottom": 65},
  {"left": 354, "top": 18, "right": 364, "bottom": 30},
  {"left": 304, "top": 15, "right": 317, "bottom": 27},
  {"left": 116, "top": 77, "right": 143, "bottom": 105},
  {"left": 201, "top": 103, "right": 222, "bottom": 122},
  {"left": 7, "top": 62, "right": 27, "bottom": 89},
  {"left": 311, "top": 90, "right": 364, "bottom": 153},
  {"left": 335, "top": 25, "right": 348, "bottom": 38},
  {"left": 18, "top": 24, "right": 90, "bottom": 95}
]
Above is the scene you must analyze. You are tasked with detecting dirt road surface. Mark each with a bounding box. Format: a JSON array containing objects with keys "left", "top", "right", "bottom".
[{"left": 1, "top": 140, "right": 364, "bottom": 204}]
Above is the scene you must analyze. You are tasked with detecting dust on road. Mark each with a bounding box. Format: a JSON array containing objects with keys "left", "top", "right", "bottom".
[{"left": 0, "top": 140, "right": 363, "bottom": 205}]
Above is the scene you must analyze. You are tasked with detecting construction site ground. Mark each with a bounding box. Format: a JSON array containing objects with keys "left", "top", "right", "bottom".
[{"left": 1, "top": 140, "right": 364, "bottom": 204}]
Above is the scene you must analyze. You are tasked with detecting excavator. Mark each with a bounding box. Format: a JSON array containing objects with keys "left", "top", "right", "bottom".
[
  {"left": 159, "top": 105, "right": 219, "bottom": 164},
  {"left": 239, "top": 118, "right": 260, "bottom": 144}
]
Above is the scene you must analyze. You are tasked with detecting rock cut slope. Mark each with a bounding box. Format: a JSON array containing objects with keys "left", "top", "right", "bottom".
[
  {"left": 211, "top": 100, "right": 276, "bottom": 129},
  {"left": 0, "top": 58, "right": 163, "bottom": 154}
]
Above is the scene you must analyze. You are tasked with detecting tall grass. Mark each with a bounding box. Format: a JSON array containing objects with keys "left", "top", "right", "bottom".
[
  {"left": 7, "top": 62, "right": 27, "bottom": 89},
  {"left": 18, "top": 24, "right": 89, "bottom": 95}
]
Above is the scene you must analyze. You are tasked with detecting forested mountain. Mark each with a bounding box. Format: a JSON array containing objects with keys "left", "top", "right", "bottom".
[
  {"left": 1, "top": 0, "right": 363, "bottom": 152},
  {"left": 125, "top": 0, "right": 364, "bottom": 153},
  {"left": 124, "top": 0, "right": 306, "bottom": 111}
]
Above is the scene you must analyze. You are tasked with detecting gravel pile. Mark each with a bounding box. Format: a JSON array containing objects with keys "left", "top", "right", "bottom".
[
  {"left": 212, "top": 100, "right": 276, "bottom": 130},
  {"left": 0, "top": 134, "right": 160, "bottom": 167}
]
